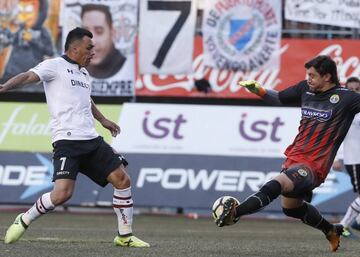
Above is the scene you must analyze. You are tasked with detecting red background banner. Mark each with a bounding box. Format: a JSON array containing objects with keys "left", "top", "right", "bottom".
[{"left": 136, "top": 37, "right": 360, "bottom": 98}]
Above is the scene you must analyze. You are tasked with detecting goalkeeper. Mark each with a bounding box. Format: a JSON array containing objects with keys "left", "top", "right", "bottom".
[{"left": 216, "top": 55, "right": 360, "bottom": 252}]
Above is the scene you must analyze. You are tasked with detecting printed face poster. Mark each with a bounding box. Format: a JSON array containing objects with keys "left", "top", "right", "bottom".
[{"left": 61, "top": 0, "right": 137, "bottom": 96}]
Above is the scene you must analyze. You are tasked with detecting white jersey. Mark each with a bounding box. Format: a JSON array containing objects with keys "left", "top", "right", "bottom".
[
  {"left": 337, "top": 113, "right": 360, "bottom": 165},
  {"left": 31, "top": 56, "right": 99, "bottom": 143}
]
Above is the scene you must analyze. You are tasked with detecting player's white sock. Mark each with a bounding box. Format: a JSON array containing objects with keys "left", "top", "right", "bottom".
[
  {"left": 340, "top": 197, "right": 360, "bottom": 227},
  {"left": 21, "top": 192, "right": 55, "bottom": 226},
  {"left": 113, "top": 187, "right": 133, "bottom": 236}
]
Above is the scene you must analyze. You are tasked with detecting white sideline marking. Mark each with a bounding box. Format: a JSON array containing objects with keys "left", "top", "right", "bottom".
[{"left": 36, "top": 237, "right": 60, "bottom": 241}]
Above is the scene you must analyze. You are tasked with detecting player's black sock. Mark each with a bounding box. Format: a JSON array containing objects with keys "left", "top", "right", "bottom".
[
  {"left": 283, "top": 202, "right": 333, "bottom": 234},
  {"left": 235, "top": 180, "right": 281, "bottom": 217}
]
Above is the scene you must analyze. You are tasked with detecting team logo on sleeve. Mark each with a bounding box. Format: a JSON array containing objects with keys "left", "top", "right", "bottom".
[
  {"left": 297, "top": 168, "right": 308, "bottom": 177},
  {"left": 329, "top": 94, "right": 340, "bottom": 104}
]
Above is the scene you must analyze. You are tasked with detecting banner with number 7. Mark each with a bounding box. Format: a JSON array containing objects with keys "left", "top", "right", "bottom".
[{"left": 138, "top": 0, "right": 197, "bottom": 75}]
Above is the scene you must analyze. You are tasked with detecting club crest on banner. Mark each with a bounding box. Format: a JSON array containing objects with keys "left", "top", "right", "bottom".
[{"left": 202, "top": 0, "right": 282, "bottom": 73}]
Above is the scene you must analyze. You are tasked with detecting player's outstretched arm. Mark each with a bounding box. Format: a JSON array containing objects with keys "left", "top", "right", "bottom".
[
  {"left": 0, "top": 71, "right": 40, "bottom": 93},
  {"left": 239, "top": 80, "right": 282, "bottom": 105},
  {"left": 91, "top": 98, "right": 120, "bottom": 137}
]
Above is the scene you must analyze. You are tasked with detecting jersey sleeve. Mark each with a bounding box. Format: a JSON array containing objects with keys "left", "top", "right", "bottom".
[
  {"left": 30, "top": 58, "right": 58, "bottom": 82},
  {"left": 278, "top": 80, "right": 306, "bottom": 105}
]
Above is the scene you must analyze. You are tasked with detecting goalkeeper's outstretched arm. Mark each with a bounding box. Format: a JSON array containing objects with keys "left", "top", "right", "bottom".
[
  {"left": 239, "top": 80, "right": 282, "bottom": 106},
  {"left": 263, "top": 89, "right": 282, "bottom": 106}
]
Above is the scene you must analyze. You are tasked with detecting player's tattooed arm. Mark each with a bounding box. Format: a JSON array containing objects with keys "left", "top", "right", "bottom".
[{"left": 0, "top": 71, "right": 40, "bottom": 93}]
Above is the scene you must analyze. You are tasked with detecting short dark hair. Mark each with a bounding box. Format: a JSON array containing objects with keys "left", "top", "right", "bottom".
[
  {"left": 81, "top": 4, "right": 113, "bottom": 27},
  {"left": 64, "top": 27, "right": 93, "bottom": 51},
  {"left": 346, "top": 76, "right": 360, "bottom": 85},
  {"left": 304, "top": 55, "right": 340, "bottom": 86}
]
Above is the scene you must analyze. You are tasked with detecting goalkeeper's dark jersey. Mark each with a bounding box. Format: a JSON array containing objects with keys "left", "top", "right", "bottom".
[{"left": 279, "top": 80, "right": 360, "bottom": 184}]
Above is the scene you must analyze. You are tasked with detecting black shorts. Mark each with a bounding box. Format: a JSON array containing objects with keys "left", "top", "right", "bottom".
[
  {"left": 344, "top": 164, "right": 360, "bottom": 193},
  {"left": 281, "top": 164, "right": 316, "bottom": 200},
  {"left": 52, "top": 136, "right": 128, "bottom": 187}
]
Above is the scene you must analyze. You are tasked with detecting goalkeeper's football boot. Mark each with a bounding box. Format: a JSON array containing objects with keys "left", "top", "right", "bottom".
[
  {"left": 114, "top": 234, "right": 150, "bottom": 247},
  {"left": 216, "top": 198, "right": 239, "bottom": 227},
  {"left": 4, "top": 213, "right": 28, "bottom": 244},
  {"left": 325, "top": 224, "right": 343, "bottom": 252}
]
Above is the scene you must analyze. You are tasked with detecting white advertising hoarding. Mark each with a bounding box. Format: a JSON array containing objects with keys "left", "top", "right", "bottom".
[
  {"left": 285, "top": 0, "right": 360, "bottom": 28},
  {"left": 112, "top": 103, "right": 301, "bottom": 157}
]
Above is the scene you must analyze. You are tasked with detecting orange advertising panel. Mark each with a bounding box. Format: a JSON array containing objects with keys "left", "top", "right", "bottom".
[{"left": 136, "top": 37, "right": 360, "bottom": 98}]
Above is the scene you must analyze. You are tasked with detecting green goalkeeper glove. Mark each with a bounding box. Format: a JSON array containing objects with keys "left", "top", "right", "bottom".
[{"left": 238, "top": 80, "right": 266, "bottom": 96}]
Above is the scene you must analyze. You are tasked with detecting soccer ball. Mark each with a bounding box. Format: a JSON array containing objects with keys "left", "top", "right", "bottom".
[{"left": 212, "top": 196, "right": 240, "bottom": 225}]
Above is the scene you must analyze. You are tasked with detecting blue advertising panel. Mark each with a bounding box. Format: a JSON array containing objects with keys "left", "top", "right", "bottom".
[
  {"left": 98, "top": 154, "right": 355, "bottom": 214},
  {"left": 0, "top": 152, "right": 101, "bottom": 205},
  {"left": 97, "top": 154, "right": 284, "bottom": 211},
  {"left": 0, "top": 151, "right": 355, "bottom": 215}
]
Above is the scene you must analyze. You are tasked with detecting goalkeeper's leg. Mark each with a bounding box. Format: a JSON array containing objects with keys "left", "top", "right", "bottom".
[
  {"left": 216, "top": 178, "right": 284, "bottom": 227},
  {"left": 235, "top": 180, "right": 282, "bottom": 215},
  {"left": 280, "top": 165, "right": 342, "bottom": 252},
  {"left": 216, "top": 166, "right": 316, "bottom": 227},
  {"left": 283, "top": 200, "right": 343, "bottom": 252}
]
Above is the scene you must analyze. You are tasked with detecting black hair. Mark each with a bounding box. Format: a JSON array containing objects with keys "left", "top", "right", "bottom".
[
  {"left": 346, "top": 76, "right": 360, "bottom": 85},
  {"left": 304, "top": 55, "right": 340, "bottom": 86},
  {"left": 81, "top": 4, "right": 113, "bottom": 27},
  {"left": 64, "top": 27, "right": 93, "bottom": 51}
]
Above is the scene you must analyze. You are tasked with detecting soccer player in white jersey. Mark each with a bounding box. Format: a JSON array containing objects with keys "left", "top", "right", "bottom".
[
  {"left": 332, "top": 77, "right": 360, "bottom": 237},
  {"left": 0, "top": 27, "right": 149, "bottom": 247}
]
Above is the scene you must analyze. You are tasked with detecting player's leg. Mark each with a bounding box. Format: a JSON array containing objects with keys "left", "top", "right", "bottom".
[
  {"left": 216, "top": 172, "right": 290, "bottom": 227},
  {"left": 343, "top": 164, "right": 360, "bottom": 233},
  {"left": 107, "top": 166, "right": 133, "bottom": 236},
  {"left": 25, "top": 179, "right": 75, "bottom": 222},
  {"left": 4, "top": 141, "right": 79, "bottom": 244},
  {"left": 279, "top": 165, "right": 343, "bottom": 252},
  {"left": 281, "top": 197, "right": 335, "bottom": 232},
  {"left": 85, "top": 137, "right": 149, "bottom": 247},
  {"left": 340, "top": 196, "right": 360, "bottom": 236},
  {"left": 4, "top": 179, "right": 75, "bottom": 244},
  {"left": 352, "top": 213, "right": 360, "bottom": 230},
  {"left": 107, "top": 165, "right": 149, "bottom": 247},
  {"left": 282, "top": 196, "right": 343, "bottom": 251}
]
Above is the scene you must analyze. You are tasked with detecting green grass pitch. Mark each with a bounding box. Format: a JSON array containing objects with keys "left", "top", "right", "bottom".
[{"left": 1, "top": 211, "right": 360, "bottom": 257}]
